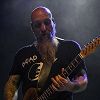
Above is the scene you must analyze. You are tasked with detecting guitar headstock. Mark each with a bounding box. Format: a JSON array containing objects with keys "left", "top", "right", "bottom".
[{"left": 80, "top": 35, "right": 100, "bottom": 58}]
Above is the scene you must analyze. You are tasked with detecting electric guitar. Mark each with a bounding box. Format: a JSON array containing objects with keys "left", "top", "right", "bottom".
[{"left": 23, "top": 35, "right": 100, "bottom": 100}]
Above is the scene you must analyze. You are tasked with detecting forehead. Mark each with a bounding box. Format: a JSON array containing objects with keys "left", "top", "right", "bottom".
[{"left": 31, "top": 8, "right": 51, "bottom": 21}]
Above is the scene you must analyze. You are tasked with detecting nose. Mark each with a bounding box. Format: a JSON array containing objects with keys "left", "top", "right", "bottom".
[{"left": 40, "top": 23, "right": 46, "bottom": 32}]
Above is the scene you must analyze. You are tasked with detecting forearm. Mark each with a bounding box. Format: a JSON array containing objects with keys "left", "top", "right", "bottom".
[
  {"left": 4, "top": 75, "right": 20, "bottom": 100},
  {"left": 70, "top": 76, "right": 88, "bottom": 93},
  {"left": 4, "top": 81, "right": 17, "bottom": 100},
  {"left": 51, "top": 69, "right": 88, "bottom": 93}
]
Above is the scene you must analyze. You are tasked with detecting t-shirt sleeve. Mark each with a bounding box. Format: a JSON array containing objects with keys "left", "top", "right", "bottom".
[
  {"left": 9, "top": 50, "right": 23, "bottom": 75},
  {"left": 67, "top": 40, "right": 87, "bottom": 79}
]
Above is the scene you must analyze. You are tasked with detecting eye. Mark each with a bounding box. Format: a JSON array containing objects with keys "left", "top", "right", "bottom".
[
  {"left": 44, "top": 18, "right": 51, "bottom": 26},
  {"left": 32, "top": 21, "right": 42, "bottom": 28}
]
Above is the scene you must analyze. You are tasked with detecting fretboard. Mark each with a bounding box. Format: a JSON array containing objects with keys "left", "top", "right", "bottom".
[
  {"left": 62, "top": 54, "right": 82, "bottom": 78},
  {"left": 37, "top": 85, "right": 55, "bottom": 100}
]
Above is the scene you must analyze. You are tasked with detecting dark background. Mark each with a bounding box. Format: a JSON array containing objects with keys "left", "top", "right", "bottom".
[{"left": 0, "top": 0, "right": 100, "bottom": 100}]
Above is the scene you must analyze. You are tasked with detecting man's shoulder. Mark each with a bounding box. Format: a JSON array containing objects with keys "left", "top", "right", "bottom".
[
  {"left": 15, "top": 44, "right": 35, "bottom": 56},
  {"left": 56, "top": 37, "right": 80, "bottom": 48},
  {"left": 18, "top": 44, "right": 33, "bottom": 52}
]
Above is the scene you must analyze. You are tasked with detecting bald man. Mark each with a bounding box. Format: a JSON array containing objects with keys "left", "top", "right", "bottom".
[{"left": 4, "top": 6, "right": 88, "bottom": 100}]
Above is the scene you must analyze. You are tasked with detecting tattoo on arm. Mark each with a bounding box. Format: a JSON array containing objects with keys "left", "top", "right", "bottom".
[
  {"left": 4, "top": 75, "right": 20, "bottom": 100},
  {"left": 71, "top": 69, "right": 88, "bottom": 93}
]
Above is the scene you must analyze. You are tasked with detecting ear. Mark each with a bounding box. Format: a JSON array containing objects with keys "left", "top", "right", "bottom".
[
  {"left": 52, "top": 18, "right": 56, "bottom": 24},
  {"left": 30, "top": 22, "right": 33, "bottom": 29},
  {"left": 30, "top": 22, "right": 34, "bottom": 32},
  {"left": 52, "top": 18, "right": 56, "bottom": 29},
  {"left": 52, "top": 18, "right": 56, "bottom": 28}
]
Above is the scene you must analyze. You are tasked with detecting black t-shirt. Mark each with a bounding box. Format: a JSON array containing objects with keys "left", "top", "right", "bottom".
[{"left": 10, "top": 39, "right": 87, "bottom": 100}]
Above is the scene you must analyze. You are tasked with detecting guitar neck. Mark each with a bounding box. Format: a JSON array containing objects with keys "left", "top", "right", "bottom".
[
  {"left": 37, "top": 85, "right": 56, "bottom": 100},
  {"left": 38, "top": 54, "right": 83, "bottom": 100},
  {"left": 62, "top": 54, "right": 83, "bottom": 78}
]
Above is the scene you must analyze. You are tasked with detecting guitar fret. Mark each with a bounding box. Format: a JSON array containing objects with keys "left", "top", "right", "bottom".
[
  {"left": 50, "top": 85, "right": 55, "bottom": 93},
  {"left": 71, "top": 55, "right": 82, "bottom": 67},
  {"left": 64, "top": 69, "right": 68, "bottom": 75},
  {"left": 71, "top": 63, "right": 75, "bottom": 67},
  {"left": 37, "top": 98, "right": 40, "bottom": 100},
  {"left": 76, "top": 55, "right": 82, "bottom": 61},
  {"left": 74, "top": 58, "right": 78, "bottom": 63},
  {"left": 38, "top": 96, "right": 43, "bottom": 100},
  {"left": 46, "top": 88, "right": 51, "bottom": 95},
  {"left": 63, "top": 69, "right": 69, "bottom": 77},
  {"left": 38, "top": 86, "right": 54, "bottom": 100},
  {"left": 68, "top": 66, "right": 73, "bottom": 74},
  {"left": 42, "top": 93, "right": 47, "bottom": 100},
  {"left": 65, "top": 67, "right": 72, "bottom": 75},
  {"left": 72, "top": 60, "right": 78, "bottom": 66},
  {"left": 39, "top": 91, "right": 48, "bottom": 100},
  {"left": 42, "top": 96, "right": 46, "bottom": 100},
  {"left": 45, "top": 87, "right": 51, "bottom": 96},
  {"left": 44, "top": 91, "right": 48, "bottom": 99},
  {"left": 69, "top": 65, "right": 73, "bottom": 69},
  {"left": 68, "top": 66, "right": 72, "bottom": 71},
  {"left": 48, "top": 87, "right": 53, "bottom": 94}
]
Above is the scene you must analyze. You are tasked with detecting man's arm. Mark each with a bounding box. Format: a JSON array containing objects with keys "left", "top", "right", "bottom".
[
  {"left": 4, "top": 75, "right": 21, "bottom": 100},
  {"left": 69, "top": 69, "right": 88, "bottom": 93},
  {"left": 51, "top": 69, "right": 88, "bottom": 93}
]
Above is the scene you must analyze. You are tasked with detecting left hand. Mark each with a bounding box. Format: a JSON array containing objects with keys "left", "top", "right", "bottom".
[{"left": 51, "top": 68, "right": 73, "bottom": 92}]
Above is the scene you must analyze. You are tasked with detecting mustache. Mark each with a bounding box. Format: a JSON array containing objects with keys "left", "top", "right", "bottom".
[
  {"left": 34, "top": 31, "right": 53, "bottom": 41},
  {"left": 38, "top": 31, "right": 51, "bottom": 37}
]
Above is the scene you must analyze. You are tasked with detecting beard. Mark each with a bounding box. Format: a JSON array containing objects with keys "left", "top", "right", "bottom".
[{"left": 37, "top": 37, "right": 58, "bottom": 64}]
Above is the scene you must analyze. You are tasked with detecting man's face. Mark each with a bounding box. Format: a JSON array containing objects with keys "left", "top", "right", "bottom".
[{"left": 31, "top": 8, "right": 56, "bottom": 41}]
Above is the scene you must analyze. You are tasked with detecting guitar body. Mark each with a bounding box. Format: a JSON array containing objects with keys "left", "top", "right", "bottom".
[{"left": 23, "top": 88, "right": 38, "bottom": 100}]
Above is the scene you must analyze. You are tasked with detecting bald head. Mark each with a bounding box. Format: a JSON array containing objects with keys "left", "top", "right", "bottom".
[{"left": 31, "top": 6, "right": 52, "bottom": 22}]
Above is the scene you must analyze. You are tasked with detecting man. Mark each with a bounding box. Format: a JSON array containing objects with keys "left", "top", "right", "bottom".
[{"left": 4, "top": 6, "right": 88, "bottom": 100}]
